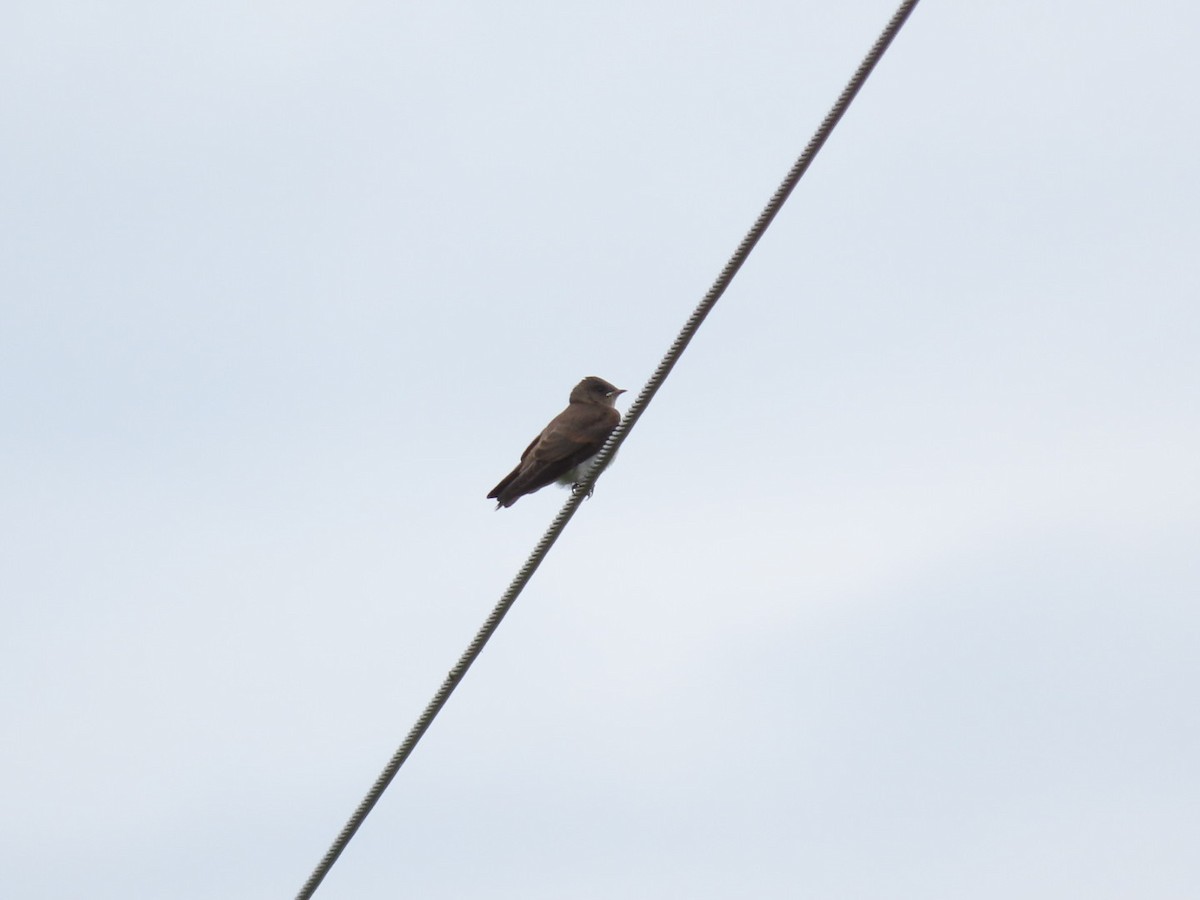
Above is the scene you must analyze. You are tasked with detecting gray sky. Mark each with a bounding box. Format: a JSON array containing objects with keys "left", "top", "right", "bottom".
[{"left": 3, "top": 1, "right": 1198, "bottom": 897}]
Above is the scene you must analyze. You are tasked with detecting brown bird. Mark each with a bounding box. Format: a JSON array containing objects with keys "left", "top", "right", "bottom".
[{"left": 488, "top": 376, "right": 625, "bottom": 509}]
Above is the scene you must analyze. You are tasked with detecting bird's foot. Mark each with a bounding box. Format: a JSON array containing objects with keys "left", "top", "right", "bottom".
[{"left": 571, "top": 482, "right": 596, "bottom": 500}]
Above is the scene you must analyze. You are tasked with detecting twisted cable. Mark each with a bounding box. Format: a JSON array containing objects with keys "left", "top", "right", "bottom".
[{"left": 296, "top": 2, "right": 921, "bottom": 895}]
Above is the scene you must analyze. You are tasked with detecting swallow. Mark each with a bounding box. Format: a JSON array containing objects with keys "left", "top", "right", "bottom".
[{"left": 488, "top": 376, "right": 625, "bottom": 509}]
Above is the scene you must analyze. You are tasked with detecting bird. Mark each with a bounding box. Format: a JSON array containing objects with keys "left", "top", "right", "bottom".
[{"left": 488, "top": 376, "right": 626, "bottom": 509}]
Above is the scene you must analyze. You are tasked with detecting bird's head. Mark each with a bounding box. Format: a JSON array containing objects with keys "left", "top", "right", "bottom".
[{"left": 572, "top": 376, "right": 625, "bottom": 407}]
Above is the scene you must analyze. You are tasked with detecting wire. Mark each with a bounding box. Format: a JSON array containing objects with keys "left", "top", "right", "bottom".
[{"left": 294, "top": 1, "right": 921, "bottom": 896}]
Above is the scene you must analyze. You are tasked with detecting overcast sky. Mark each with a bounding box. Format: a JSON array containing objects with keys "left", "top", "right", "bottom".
[{"left": 3, "top": 1, "right": 1198, "bottom": 898}]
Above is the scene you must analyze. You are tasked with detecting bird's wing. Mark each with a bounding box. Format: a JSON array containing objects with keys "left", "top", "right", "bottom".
[
  {"left": 489, "top": 404, "right": 620, "bottom": 506},
  {"left": 526, "top": 406, "right": 619, "bottom": 463}
]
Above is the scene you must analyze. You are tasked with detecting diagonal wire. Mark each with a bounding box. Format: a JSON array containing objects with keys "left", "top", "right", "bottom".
[{"left": 295, "top": 1, "right": 921, "bottom": 896}]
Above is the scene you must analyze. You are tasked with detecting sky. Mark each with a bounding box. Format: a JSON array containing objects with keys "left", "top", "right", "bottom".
[{"left": 2, "top": 1, "right": 1198, "bottom": 897}]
